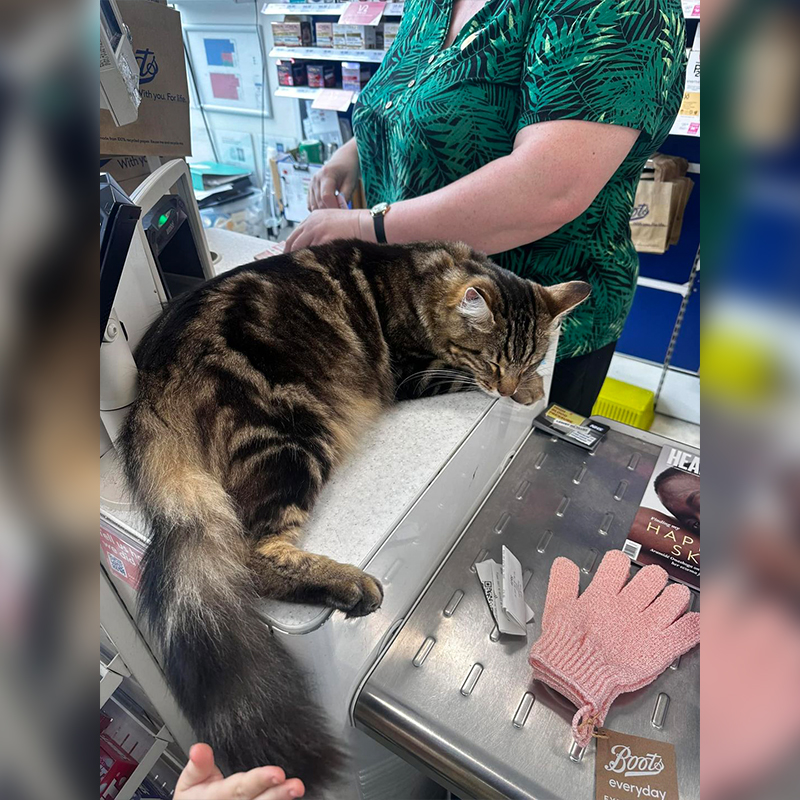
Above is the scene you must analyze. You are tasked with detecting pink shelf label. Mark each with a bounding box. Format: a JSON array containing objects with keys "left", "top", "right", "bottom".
[{"left": 339, "top": 2, "right": 386, "bottom": 25}]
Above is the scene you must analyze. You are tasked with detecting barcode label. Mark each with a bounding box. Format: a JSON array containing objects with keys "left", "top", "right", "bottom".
[{"left": 622, "top": 540, "right": 642, "bottom": 561}]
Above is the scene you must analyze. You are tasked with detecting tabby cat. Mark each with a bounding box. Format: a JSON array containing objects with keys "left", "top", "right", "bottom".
[{"left": 118, "top": 239, "right": 589, "bottom": 792}]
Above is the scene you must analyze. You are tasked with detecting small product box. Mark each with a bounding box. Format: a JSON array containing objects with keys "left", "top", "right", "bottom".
[
  {"left": 341, "top": 61, "right": 370, "bottom": 92},
  {"left": 307, "top": 63, "right": 336, "bottom": 88},
  {"left": 315, "top": 22, "right": 334, "bottom": 48},
  {"left": 278, "top": 18, "right": 313, "bottom": 48},
  {"left": 333, "top": 24, "right": 376, "bottom": 50},
  {"left": 271, "top": 21, "right": 287, "bottom": 48},
  {"left": 277, "top": 60, "right": 307, "bottom": 87},
  {"left": 383, "top": 22, "right": 401, "bottom": 50}
]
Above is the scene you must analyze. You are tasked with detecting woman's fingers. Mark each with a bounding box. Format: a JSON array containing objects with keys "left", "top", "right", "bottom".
[
  {"left": 175, "top": 743, "right": 223, "bottom": 792},
  {"left": 216, "top": 766, "right": 286, "bottom": 799},
  {"left": 254, "top": 777, "right": 306, "bottom": 800},
  {"left": 340, "top": 173, "right": 357, "bottom": 203},
  {"left": 319, "top": 175, "right": 341, "bottom": 209}
]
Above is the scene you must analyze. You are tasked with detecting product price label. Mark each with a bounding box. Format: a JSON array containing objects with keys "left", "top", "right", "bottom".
[{"left": 595, "top": 729, "right": 679, "bottom": 800}]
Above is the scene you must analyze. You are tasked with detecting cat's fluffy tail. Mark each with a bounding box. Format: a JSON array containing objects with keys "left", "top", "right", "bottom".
[{"left": 118, "top": 422, "right": 344, "bottom": 793}]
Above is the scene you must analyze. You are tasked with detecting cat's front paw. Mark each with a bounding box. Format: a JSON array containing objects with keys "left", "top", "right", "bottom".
[
  {"left": 344, "top": 572, "right": 384, "bottom": 617},
  {"left": 327, "top": 567, "right": 384, "bottom": 617}
]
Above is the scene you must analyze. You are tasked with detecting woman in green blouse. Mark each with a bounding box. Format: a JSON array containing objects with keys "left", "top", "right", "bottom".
[{"left": 285, "top": 0, "right": 686, "bottom": 414}]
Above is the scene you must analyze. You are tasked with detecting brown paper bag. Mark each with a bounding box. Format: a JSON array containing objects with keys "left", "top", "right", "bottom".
[
  {"left": 630, "top": 177, "right": 675, "bottom": 254},
  {"left": 100, "top": 2, "right": 191, "bottom": 157},
  {"left": 630, "top": 155, "right": 693, "bottom": 254}
]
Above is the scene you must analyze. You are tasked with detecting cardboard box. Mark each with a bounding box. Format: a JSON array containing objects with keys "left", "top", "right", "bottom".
[
  {"left": 383, "top": 22, "right": 401, "bottom": 50},
  {"left": 277, "top": 61, "right": 307, "bottom": 87},
  {"left": 307, "top": 64, "right": 336, "bottom": 88},
  {"left": 342, "top": 61, "right": 370, "bottom": 92},
  {"left": 100, "top": 154, "right": 154, "bottom": 196},
  {"left": 315, "top": 22, "right": 334, "bottom": 48},
  {"left": 284, "top": 19, "right": 313, "bottom": 47},
  {"left": 99, "top": 1, "right": 191, "bottom": 157},
  {"left": 333, "top": 24, "right": 376, "bottom": 50}
]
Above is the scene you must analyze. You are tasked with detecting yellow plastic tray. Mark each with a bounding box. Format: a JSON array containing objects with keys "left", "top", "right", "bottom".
[{"left": 591, "top": 377, "right": 655, "bottom": 430}]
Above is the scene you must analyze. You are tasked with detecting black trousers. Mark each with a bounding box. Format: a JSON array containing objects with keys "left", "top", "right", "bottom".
[{"left": 549, "top": 340, "right": 617, "bottom": 417}]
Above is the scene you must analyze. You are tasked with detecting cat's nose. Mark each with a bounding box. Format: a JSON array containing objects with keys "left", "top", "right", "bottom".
[{"left": 497, "top": 377, "right": 519, "bottom": 397}]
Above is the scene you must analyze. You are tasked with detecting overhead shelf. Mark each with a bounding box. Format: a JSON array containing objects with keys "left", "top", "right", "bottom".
[
  {"left": 270, "top": 46, "right": 386, "bottom": 63},
  {"left": 262, "top": 2, "right": 405, "bottom": 16}
]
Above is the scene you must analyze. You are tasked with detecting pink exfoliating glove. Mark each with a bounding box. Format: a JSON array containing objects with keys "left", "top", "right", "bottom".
[{"left": 529, "top": 550, "right": 700, "bottom": 747}]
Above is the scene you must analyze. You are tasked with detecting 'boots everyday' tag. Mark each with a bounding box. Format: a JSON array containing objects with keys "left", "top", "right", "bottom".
[{"left": 595, "top": 728, "right": 680, "bottom": 800}]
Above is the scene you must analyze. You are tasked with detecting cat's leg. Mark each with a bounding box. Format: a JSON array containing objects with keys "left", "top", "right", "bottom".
[
  {"left": 229, "top": 441, "right": 383, "bottom": 617},
  {"left": 395, "top": 358, "right": 477, "bottom": 400},
  {"left": 251, "top": 528, "right": 384, "bottom": 618}
]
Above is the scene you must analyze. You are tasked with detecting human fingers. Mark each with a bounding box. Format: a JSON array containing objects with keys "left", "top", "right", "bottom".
[
  {"left": 339, "top": 173, "right": 357, "bottom": 203},
  {"left": 175, "top": 744, "right": 223, "bottom": 792},
  {"left": 308, "top": 172, "right": 325, "bottom": 211},
  {"left": 286, "top": 225, "right": 313, "bottom": 252},
  {"left": 254, "top": 777, "right": 306, "bottom": 800},
  {"left": 284, "top": 222, "right": 306, "bottom": 252},
  {"left": 216, "top": 766, "right": 287, "bottom": 799},
  {"left": 319, "top": 175, "right": 341, "bottom": 209}
]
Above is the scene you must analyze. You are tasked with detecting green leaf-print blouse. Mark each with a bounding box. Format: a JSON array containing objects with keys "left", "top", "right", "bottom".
[{"left": 353, "top": 0, "right": 686, "bottom": 360}]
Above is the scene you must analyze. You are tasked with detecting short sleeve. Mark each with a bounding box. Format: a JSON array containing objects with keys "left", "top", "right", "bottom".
[{"left": 518, "top": 0, "right": 685, "bottom": 139}]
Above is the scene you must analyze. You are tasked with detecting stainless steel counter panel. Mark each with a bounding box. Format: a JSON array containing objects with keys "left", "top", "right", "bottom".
[{"left": 355, "top": 422, "right": 700, "bottom": 800}]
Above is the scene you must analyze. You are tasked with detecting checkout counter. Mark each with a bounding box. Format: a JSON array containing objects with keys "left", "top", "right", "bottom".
[{"left": 101, "top": 204, "right": 699, "bottom": 800}]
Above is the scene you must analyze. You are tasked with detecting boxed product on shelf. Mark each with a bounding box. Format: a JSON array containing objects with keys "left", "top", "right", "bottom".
[
  {"left": 277, "top": 60, "right": 308, "bottom": 87},
  {"left": 342, "top": 61, "right": 371, "bottom": 92},
  {"left": 315, "top": 21, "right": 334, "bottom": 48},
  {"left": 272, "top": 18, "right": 313, "bottom": 48},
  {"left": 333, "top": 24, "right": 377, "bottom": 50},
  {"left": 307, "top": 63, "right": 336, "bottom": 88},
  {"left": 383, "top": 22, "right": 401, "bottom": 50}
]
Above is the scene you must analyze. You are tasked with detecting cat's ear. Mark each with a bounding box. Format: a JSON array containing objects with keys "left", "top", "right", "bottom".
[
  {"left": 537, "top": 281, "right": 591, "bottom": 321},
  {"left": 457, "top": 286, "right": 494, "bottom": 330}
]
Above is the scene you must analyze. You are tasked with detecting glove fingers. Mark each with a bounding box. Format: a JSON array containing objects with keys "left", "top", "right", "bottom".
[
  {"left": 646, "top": 582, "right": 692, "bottom": 628},
  {"left": 664, "top": 610, "right": 701, "bottom": 655},
  {"left": 584, "top": 549, "right": 631, "bottom": 598},
  {"left": 620, "top": 563, "right": 669, "bottom": 611},
  {"left": 542, "top": 557, "right": 580, "bottom": 627}
]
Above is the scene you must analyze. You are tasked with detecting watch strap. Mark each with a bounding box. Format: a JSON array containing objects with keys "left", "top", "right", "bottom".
[{"left": 373, "top": 210, "right": 387, "bottom": 244}]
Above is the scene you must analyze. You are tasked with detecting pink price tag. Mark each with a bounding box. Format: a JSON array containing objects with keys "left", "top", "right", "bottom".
[
  {"left": 338, "top": 1, "right": 386, "bottom": 26},
  {"left": 312, "top": 88, "right": 354, "bottom": 112}
]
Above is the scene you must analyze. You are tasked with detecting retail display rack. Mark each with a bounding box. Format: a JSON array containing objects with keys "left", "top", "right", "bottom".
[{"left": 262, "top": 2, "right": 404, "bottom": 110}]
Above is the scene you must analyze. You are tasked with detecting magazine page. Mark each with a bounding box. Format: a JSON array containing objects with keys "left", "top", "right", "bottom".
[{"left": 624, "top": 444, "right": 700, "bottom": 590}]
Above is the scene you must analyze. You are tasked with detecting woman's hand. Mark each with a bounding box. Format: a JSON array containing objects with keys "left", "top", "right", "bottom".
[
  {"left": 308, "top": 139, "right": 360, "bottom": 210},
  {"left": 174, "top": 743, "right": 305, "bottom": 800},
  {"left": 285, "top": 209, "right": 373, "bottom": 252}
]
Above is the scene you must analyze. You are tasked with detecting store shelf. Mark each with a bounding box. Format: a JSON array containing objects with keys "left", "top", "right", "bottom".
[
  {"left": 262, "top": 2, "right": 404, "bottom": 16},
  {"left": 270, "top": 46, "right": 386, "bottom": 63},
  {"left": 275, "top": 85, "right": 359, "bottom": 103}
]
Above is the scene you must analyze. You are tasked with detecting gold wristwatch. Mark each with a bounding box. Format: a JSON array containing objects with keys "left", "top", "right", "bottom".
[{"left": 370, "top": 202, "right": 391, "bottom": 244}]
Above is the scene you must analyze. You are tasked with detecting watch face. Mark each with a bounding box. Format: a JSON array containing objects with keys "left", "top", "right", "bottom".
[{"left": 372, "top": 202, "right": 389, "bottom": 216}]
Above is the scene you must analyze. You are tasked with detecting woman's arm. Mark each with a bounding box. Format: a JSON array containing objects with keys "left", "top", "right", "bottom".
[
  {"left": 384, "top": 120, "right": 640, "bottom": 254},
  {"left": 286, "top": 120, "right": 639, "bottom": 252}
]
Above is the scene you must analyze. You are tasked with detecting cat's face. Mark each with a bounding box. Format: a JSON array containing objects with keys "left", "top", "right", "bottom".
[{"left": 442, "top": 276, "right": 591, "bottom": 404}]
